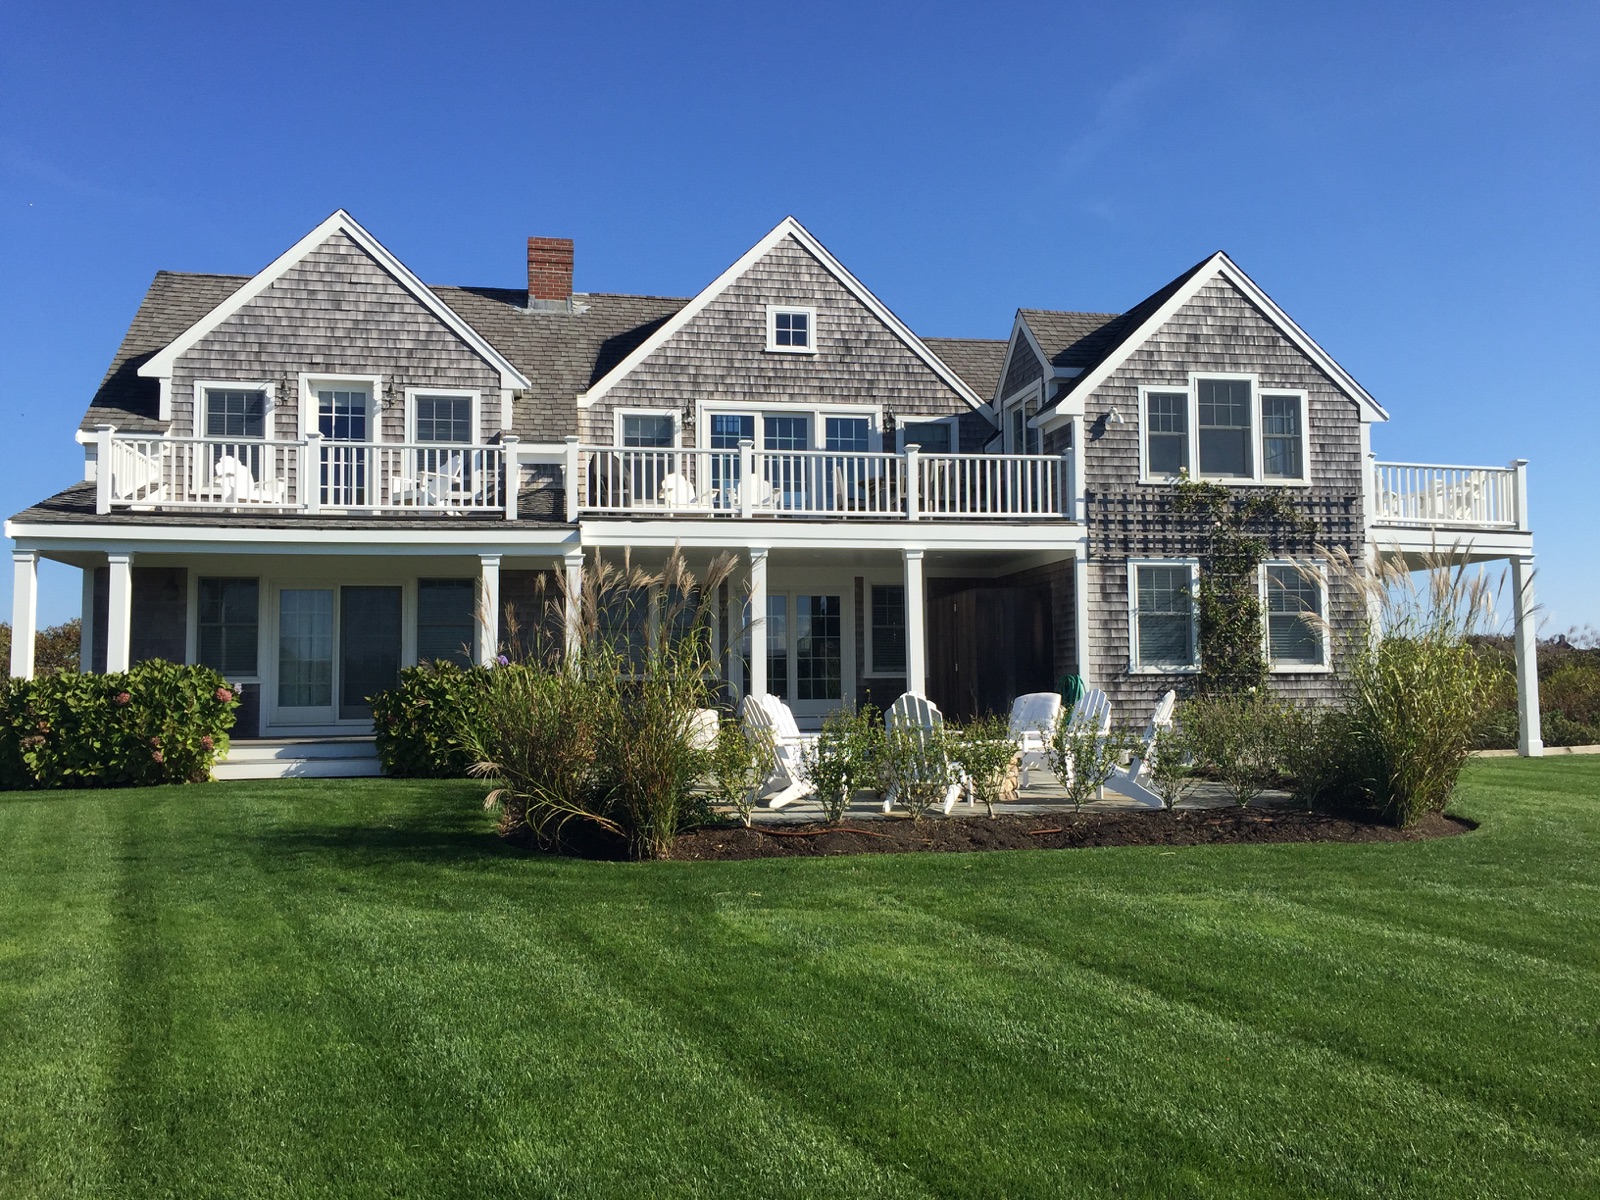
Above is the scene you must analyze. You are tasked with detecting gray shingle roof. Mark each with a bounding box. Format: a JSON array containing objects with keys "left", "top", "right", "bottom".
[
  {"left": 1014, "top": 309, "right": 1123, "bottom": 372},
  {"left": 921, "top": 337, "right": 1008, "bottom": 403}
]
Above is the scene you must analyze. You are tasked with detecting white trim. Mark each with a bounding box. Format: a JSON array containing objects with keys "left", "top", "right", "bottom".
[
  {"left": 863, "top": 578, "right": 908, "bottom": 677},
  {"left": 999, "top": 379, "right": 1043, "bottom": 454},
  {"left": 1127, "top": 558, "right": 1201, "bottom": 674},
  {"left": 1135, "top": 374, "right": 1313, "bottom": 487},
  {"left": 300, "top": 373, "right": 382, "bottom": 441},
  {"left": 404, "top": 387, "right": 482, "bottom": 445},
  {"left": 895, "top": 414, "right": 959, "bottom": 453},
  {"left": 1033, "top": 252, "right": 1387, "bottom": 432},
  {"left": 1260, "top": 559, "right": 1332, "bottom": 673},
  {"left": 991, "top": 315, "right": 1049, "bottom": 412},
  {"left": 192, "top": 380, "right": 276, "bottom": 441},
  {"left": 614, "top": 407, "right": 683, "bottom": 448},
  {"left": 765, "top": 304, "right": 818, "bottom": 355},
  {"left": 1137, "top": 384, "right": 1190, "bottom": 483},
  {"left": 137, "top": 211, "right": 529, "bottom": 391},
  {"left": 579, "top": 216, "right": 985, "bottom": 411}
]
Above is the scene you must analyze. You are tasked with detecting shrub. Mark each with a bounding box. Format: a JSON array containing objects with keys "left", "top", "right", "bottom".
[
  {"left": 0, "top": 660, "right": 237, "bottom": 789},
  {"left": 1274, "top": 702, "right": 1362, "bottom": 810},
  {"left": 706, "top": 717, "right": 773, "bottom": 827},
  {"left": 371, "top": 661, "right": 491, "bottom": 778},
  {"left": 1145, "top": 721, "right": 1200, "bottom": 810},
  {"left": 949, "top": 714, "right": 1019, "bottom": 818},
  {"left": 879, "top": 723, "right": 961, "bottom": 821},
  {"left": 802, "top": 704, "right": 883, "bottom": 823},
  {"left": 1543, "top": 662, "right": 1600, "bottom": 727},
  {"left": 1180, "top": 691, "right": 1284, "bottom": 808},
  {"left": 1045, "top": 713, "right": 1129, "bottom": 814}
]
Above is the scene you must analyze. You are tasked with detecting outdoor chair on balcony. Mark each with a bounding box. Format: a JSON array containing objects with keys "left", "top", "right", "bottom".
[
  {"left": 211, "top": 455, "right": 287, "bottom": 505},
  {"left": 390, "top": 450, "right": 473, "bottom": 509},
  {"left": 738, "top": 694, "right": 818, "bottom": 809},
  {"left": 882, "top": 692, "right": 968, "bottom": 815},
  {"left": 657, "top": 472, "right": 713, "bottom": 511},
  {"left": 1102, "top": 689, "right": 1178, "bottom": 808}
]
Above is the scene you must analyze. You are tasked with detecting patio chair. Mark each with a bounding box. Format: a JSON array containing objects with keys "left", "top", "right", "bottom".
[
  {"left": 1102, "top": 689, "right": 1178, "bottom": 808},
  {"left": 882, "top": 692, "right": 967, "bottom": 815},
  {"left": 738, "top": 693, "right": 818, "bottom": 809},
  {"left": 1008, "top": 691, "right": 1062, "bottom": 788},
  {"left": 1072, "top": 688, "right": 1112, "bottom": 735},
  {"left": 686, "top": 707, "right": 721, "bottom": 752}
]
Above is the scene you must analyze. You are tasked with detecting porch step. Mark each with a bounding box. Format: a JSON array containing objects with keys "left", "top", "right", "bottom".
[{"left": 213, "top": 736, "right": 384, "bottom": 780}]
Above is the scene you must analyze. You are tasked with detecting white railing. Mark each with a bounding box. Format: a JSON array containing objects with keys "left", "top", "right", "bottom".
[
  {"left": 1371, "top": 461, "right": 1524, "bottom": 530},
  {"left": 917, "top": 452, "right": 1063, "bottom": 518},
  {"left": 98, "top": 430, "right": 509, "bottom": 516},
  {"left": 574, "top": 442, "right": 1069, "bottom": 520},
  {"left": 104, "top": 436, "right": 300, "bottom": 509}
]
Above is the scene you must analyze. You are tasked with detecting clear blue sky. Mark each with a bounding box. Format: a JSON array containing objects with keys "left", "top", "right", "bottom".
[{"left": 2, "top": 1, "right": 1595, "bottom": 633}]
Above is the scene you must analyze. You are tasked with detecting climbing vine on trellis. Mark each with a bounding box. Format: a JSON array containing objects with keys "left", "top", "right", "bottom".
[{"left": 1171, "top": 476, "right": 1317, "bottom": 694}]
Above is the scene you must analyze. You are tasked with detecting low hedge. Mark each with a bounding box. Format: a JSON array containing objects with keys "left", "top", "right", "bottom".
[
  {"left": 370, "top": 661, "right": 492, "bottom": 778},
  {"left": 0, "top": 660, "right": 238, "bottom": 790}
]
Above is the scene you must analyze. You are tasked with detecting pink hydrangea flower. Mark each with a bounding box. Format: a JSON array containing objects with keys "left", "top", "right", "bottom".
[
  {"left": 215, "top": 687, "right": 234, "bottom": 703},
  {"left": 201, "top": 735, "right": 214, "bottom": 752},
  {"left": 151, "top": 750, "right": 164, "bottom": 764},
  {"left": 114, "top": 692, "right": 132, "bottom": 706}
]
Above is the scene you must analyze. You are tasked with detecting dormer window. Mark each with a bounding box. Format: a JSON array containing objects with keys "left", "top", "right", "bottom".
[
  {"left": 1138, "top": 375, "right": 1310, "bottom": 485},
  {"left": 766, "top": 305, "right": 816, "bottom": 354}
]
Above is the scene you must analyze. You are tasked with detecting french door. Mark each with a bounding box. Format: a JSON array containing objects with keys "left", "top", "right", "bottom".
[
  {"left": 764, "top": 591, "right": 845, "bottom": 718},
  {"left": 274, "top": 585, "right": 401, "bottom": 726},
  {"left": 318, "top": 385, "right": 372, "bottom": 506}
]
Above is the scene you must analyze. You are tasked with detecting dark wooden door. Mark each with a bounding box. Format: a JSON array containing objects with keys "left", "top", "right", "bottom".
[{"left": 927, "top": 585, "right": 1054, "bottom": 721}]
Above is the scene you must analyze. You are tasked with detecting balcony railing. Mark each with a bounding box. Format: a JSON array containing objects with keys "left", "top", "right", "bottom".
[
  {"left": 90, "top": 430, "right": 1076, "bottom": 522},
  {"left": 1371, "top": 460, "right": 1528, "bottom": 531},
  {"left": 571, "top": 443, "right": 1070, "bottom": 520}
]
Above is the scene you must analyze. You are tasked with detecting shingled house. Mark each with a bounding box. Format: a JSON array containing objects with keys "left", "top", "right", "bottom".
[{"left": 5, "top": 212, "right": 1543, "bottom": 776}]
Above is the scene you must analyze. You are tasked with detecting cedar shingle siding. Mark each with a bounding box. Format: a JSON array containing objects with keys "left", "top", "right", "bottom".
[
  {"left": 585, "top": 234, "right": 981, "bottom": 443},
  {"left": 1080, "top": 274, "right": 1364, "bottom": 713},
  {"left": 171, "top": 232, "right": 504, "bottom": 444},
  {"left": 1000, "top": 334, "right": 1043, "bottom": 400}
]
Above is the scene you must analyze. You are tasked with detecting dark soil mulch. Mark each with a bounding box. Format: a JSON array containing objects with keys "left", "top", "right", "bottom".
[{"left": 665, "top": 806, "right": 1474, "bottom": 861}]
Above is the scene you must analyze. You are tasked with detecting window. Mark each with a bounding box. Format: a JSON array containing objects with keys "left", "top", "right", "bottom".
[
  {"left": 1144, "top": 391, "right": 1188, "bottom": 477},
  {"left": 1261, "top": 394, "right": 1304, "bottom": 479},
  {"left": 825, "top": 416, "right": 870, "bottom": 453},
  {"left": 203, "top": 388, "right": 266, "bottom": 439},
  {"left": 417, "top": 579, "right": 475, "bottom": 667},
  {"left": 197, "top": 577, "right": 259, "bottom": 676},
  {"left": 1197, "top": 378, "right": 1252, "bottom": 478},
  {"left": 621, "top": 413, "right": 676, "bottom": 447},
  {"left": 901, "top": 420, "right": 953, "bottom": 453},
  {"left": 794, "top": 595, "right": 842, "bottom": 701},
  {"left": 766, "top": 305, "right": 817, "bottom": 353},
  {"left": 766, "top": 595, "right": 789, "bottom": 701},
  {"left": 415, "top": 394, "right": 472, "bottom": 444},
  {"left": 318, "top": 387, "right": 370, "bottom": 441},
  {"left": 1131, "top": 562, "right": 1197, "bottom": 671},
  {"left": 1264, "top": 564, "right": 1326, "bottom": 668},
  {"left": 870, "top": 584, "right": 906, "bottom": 674}
]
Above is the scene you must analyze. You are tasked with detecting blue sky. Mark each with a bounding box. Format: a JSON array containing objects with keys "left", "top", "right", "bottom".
[{"left": 2, "top": 1, "right": 1596, "bottom": 633}]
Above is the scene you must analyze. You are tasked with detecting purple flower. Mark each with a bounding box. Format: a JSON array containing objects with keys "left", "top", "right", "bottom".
[{"left": 496, "top": 654, "right": 509, "bottom": 666}]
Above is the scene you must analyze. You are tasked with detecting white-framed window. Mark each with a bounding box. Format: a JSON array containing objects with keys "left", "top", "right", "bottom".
[
  {"left": 896, "top": 415, "right": 958, "bottom": 453},
  {"left": 195, "top": 380, "right": 273, "bottom": 440},
  {"left": 197, "top": 576, "right": 260, "bottom": 678},
  {"left": 867, "top": 582, "right": 906, "bottom": 675},
  {"left": 696, "top": 402, "right": 883, "bottom": 452},
  {"left": 300, "top": 374, "right": 382, "bottom": 442},
  {"left": 766, "top": 305, "right": 817, "bottom": 354},
  {"left": 615, "top": 409, "right": 680, "bottom": 448},
  {"left": 1261, "top": 560, "right": 1329, "bottom": 671},
  {"left": 1001, "top": 383, "right": 1042, "bottom": 454},
  {"left": 406, "top": 388, "right": 479, "bottom": 445},
  {"left": 1138, "top": 376, "right": 1310, "bottom": 485},
  {"left": 1128, "top": 559, "right": 1200, "bottom": 673}
]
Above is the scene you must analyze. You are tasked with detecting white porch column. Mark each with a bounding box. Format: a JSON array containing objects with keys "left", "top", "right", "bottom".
[
  {"left": 10, "top": 551, "right": 38, "bottom": 680},
  {"left": 477, "top": 553, "right": 502, "bottom": 666},
  {"left": 748, "top": 547, "right": 769, "bottom": 696},
  {"left": 1073, "top": 542, "right": 1091, "bottom": 684},
  {"left": 106, "top": 552, "right": 134, "bottom": 674},
  {"left": 1511, "top": 553, "right": 1543, "bottom": 757},
  {"left": 79, "top": 566, "right": 96, "bottom": 674},
  {"left": 903, "top": 548, "right": 926, "bottom": 696},
  {"left": 563, "top": 549, "right": 585, "bottom": 663}
]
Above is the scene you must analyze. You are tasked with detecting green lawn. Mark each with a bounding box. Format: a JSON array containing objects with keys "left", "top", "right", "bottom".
[{"left": 1, "top": 761, "right": 1597, "bottom": 1199}]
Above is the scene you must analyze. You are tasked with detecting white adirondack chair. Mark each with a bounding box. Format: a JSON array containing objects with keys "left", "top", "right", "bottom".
[
  {"left": 1019, "top": 688, "right": 1111, "bottom": 788},
  {"left": 1102, "top": 689, "right": 1178, "bottom": 808},
  {"left": 686, "top": 707, "right": 720, "bottom": 752},
  {"left": 1072, "top": 688, "right": 1112, "bottom": 735},
  {"left": 882, "top": 692, "right": 966, "bottom": 815},
  {"left": 738, "top": 694, "right": 818, "bottom": 809},
  {"left": 1008, "top": 692, "right": 1062, "bottom": 789}
]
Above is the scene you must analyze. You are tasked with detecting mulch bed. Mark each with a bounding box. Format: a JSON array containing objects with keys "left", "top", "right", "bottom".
[{"left": 665, "top": 806, "right": 1473, "bottom": 861}]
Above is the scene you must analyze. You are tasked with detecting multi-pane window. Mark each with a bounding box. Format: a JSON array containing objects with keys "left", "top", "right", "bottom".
[
  {"left": 621, "top": 413, "right": 675, "bottom": 447},
  {"left": 766, "top": 595, "right": 789, "bottom": 701},
  {"left": 1197, "top": 378, "right": 1252, "bottom": 477},
  {"left": 1133, "top": 563, "right": 1196, "bottom": 669},
  {"left": 1265, "top": 565, "right": 1324, "bottom": 667},
  {"left": 902, "top": 420, "right": 952, "bottom": 453},
  {"left": 1261, "top": 394, "right": 1304, "bottom": 479},
  {"left": 318, "top": 388, "right": 368, "bottom": 441},
  {"left": 825, "top": 416, "right": 870, "bottom": 453},
  {"left": 204, "top": 388, "right": 266, "bottom": 439},
  {"left": 794, "top": 595, "right": 842, "bottom": 701},
  {"left": 415, "top": 395, "right": 472, "bottom": 444},
  {"left": 417, "top": 579, "right": 475, "bottom": 667},
  {"left": 1145, "top": 391, "right": 1188, "bottom": 476},
  {"left": 870, "top": 584, "right": 906, "bottom": 674},
  {"left": 197, "top": 577, "right": 259, "bottom": 677},
  {"left": 771, "top": 308, "right": 811, "bottom": 349}
]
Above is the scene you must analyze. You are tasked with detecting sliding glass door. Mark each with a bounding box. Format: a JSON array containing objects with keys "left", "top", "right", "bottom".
[{"left": 274, "top": 585, "right": 402, "bottom": 727}]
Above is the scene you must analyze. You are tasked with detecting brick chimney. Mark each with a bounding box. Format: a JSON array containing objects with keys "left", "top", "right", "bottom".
[{"left": 527, "top": 236, "right": 574, "bottom": 308}]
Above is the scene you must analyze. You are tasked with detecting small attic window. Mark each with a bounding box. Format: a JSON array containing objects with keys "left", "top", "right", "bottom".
[{"left": 766, "top": 305, "right": 816, "bottom": 354}]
